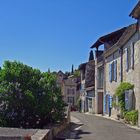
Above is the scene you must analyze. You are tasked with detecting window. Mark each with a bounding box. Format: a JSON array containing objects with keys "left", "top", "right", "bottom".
[
  {"left": 125, "top": 90, "right": 134, "bottom": 111},
  {"left": 67, "top": 89, "right": 70, "bottom": 95},
  {"left": 67, "top": 88, "right": 75, "bottom": 95},
  {"left": 67, "top": 97, "right": 74, "bottom": 105},
  {"left": 72, "top": 89, "right": 75, "bottom": 95},
  {"left": 109, "top": 60, "right": 117, "bottom": 82},
  {"left": 81, "top": 84, "right": 85, "bottom": 90},
  {"left": 126, "top": 43, "right": 134, "bottom": 72},
  {"left": 97, "top": 67, "right": 104, "bottom": 88}
]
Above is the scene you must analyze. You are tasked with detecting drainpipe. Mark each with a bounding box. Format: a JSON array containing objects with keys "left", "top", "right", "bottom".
[
  {"left": 103, "top": 52, "right": 106, "bottom": 116},
  {"left": 120, "top": 47, "right": 123, "bottom": 82},
  {"left": 95, "top": 47, "right": 98, "bottom": 114}
]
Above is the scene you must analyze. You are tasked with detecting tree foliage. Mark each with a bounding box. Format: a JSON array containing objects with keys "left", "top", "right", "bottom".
[
  {"left": 73, "top": 70, "right": 80, "bottom": 77},
  {"left": 0, "top": 61, "right": 65, "bottom": 128}
]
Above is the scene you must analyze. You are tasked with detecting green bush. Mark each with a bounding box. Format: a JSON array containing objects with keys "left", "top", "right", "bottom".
[
  {"left": 115, "top": 82, "right": 134, "bottom": 111},
  {"left": 124, "top": 110, "right": 138, "bottom": 125},
  {"left": 0, "top": 61, "right": 65, "bottom": 128}
]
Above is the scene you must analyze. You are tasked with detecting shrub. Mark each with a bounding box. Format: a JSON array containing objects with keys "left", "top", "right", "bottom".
[
  {"left": 0, "top": 61, "right": 65, "bottom": 128},
  {"left": 124, "top": 110, "right": 138, "bottom": 125},
  {"left": 115, "top": 82, "right": 134, "bottom": 111}
]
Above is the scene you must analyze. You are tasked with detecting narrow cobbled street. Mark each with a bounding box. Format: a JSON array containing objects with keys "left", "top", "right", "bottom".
[{"left": 57, "top": 112, "right": 140, "bottom": 140}]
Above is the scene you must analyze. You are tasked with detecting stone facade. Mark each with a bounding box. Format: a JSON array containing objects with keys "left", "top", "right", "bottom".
[
  {"left": 91, "top": 21, "right": 140, "bottom": 125},
  {"left": 62, "top": 76, "right": 80, "bottom": 107},
  {"left": 104, "top": 31, "right": 139, "bottom": 118},
  {"left": 79, "top": 59, "right": 95, "bottom": 113},
  {"left": 56, "top": 71, "right": 80, "bottom": 108},
  {"left": 122, "top": 32, "right": 140, "bottom": 109},
  {"left": 95, "top": 51, "right": 104, "bottom": 114}
]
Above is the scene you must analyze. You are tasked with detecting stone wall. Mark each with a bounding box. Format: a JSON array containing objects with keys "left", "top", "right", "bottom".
[
  {"left": 105, "top": 31, "right": 140, "bottom": 119},
  {"left": 0, "top": 107, "right": 71, "bottom": 140},
  {"left": 105, "top": 49, "right": 121, "bottom": 97},
  {"left": 122, "top": 33, "right": 140, "bottom": 111}
]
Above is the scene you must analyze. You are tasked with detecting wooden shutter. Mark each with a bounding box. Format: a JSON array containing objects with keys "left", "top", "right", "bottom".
[
  {"left": 111, "top": 61, "right": 114, "bottom": 81},
  {"left": 114, "top": 60, "right": 117, "bottom": 82},
  {"left": 104, "top": 94, "right": 107, "bottom": 114},
  {"left": 125, "top": 48, "right": 129, "bottom": 72},
  {"left": 130, "top": 42, "right": 134, "bottom": 69},
  {"left": 109, "top": 64, "right": 112, "bottom": 82}
]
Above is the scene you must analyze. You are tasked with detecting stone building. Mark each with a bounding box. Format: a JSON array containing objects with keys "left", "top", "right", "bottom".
[
  {"left": 61, "top": 75, "right": 80, "bottom": 108},
  {"left": 91, "top": 27, "right": 126, "bottom": 115},
  {"left": 90, "top": 1, "right": 140, "bottom": 126},
  {"left": 79, "top": 55, "right": 95, "bottom": 113},
  {"left": 56, "top": 71, "right": 80, "bottom": 108},
  {"left": 128, "top": 0, "right": 140, "bottom": 126},
  {"left": 79, "top": 62, "right": 87, "bottom": 112}
]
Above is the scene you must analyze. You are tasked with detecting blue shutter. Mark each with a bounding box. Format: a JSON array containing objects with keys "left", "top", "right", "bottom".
[
  {"left": 131, "top": 42, "right": 134, "bottom": 69},
  {"left": 109, "top": 64, "right": 112, "bottom": 82},
  {"left": 114, "top": 60, "right": 117, "bottom": 82},
  {"left": 125, "top": 90, "right": 129, "bottom": 110},
  {"left": 108, "top": 95, "right": 110, "bottom": 109},
  {"left": 108, "top": 94, "right": 113, "bottom": 109},
  {"left": 109, "top": 95, "right": 113, "bottom": 108},
  {"left": 104, "top": 94, "right": 107, "bottom": 114},
  {"left": 125, "top": 48, "right": 128, "bottom": 72}
]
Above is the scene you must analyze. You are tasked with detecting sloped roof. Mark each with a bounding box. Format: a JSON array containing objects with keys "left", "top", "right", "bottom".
[
  {"left": 78, "top": 62, "right": 87, "bottom": 70},
  {"left": 130, "top": 1, "right": 140, "bottom": 19},
  {"left": 85, "top": 60, "right": 95, "bottom": 88},
  {"left": 91, "top": 27, "right": 127, "bottom": 48},
  {"left": 104, "top": 23, "right": 137, "bottom": 56},
  {"left": 116, "top": 23, "right": 137, "bottom": 47}
]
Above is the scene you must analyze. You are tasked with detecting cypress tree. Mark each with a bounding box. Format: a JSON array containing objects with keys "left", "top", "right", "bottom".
[
  {"left": 71, "top": 64, "right": 74, "bottom": 74},
  {"left": 89, "top": 50, "right": 94, "bottom": 61}
]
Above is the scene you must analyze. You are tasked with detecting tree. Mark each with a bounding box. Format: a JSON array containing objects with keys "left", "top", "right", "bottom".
[
  {"left": 73, "top": 70, "right": 80, "bottom": 77},
  {"left": 71, "top": 64, "right": 74, "bottom": 74},
  {"left": 89, "top": 50, "right": 94, "bottom": 61},
  {"left": 0, "top": 61, "right": 65, "bottom": 128}
]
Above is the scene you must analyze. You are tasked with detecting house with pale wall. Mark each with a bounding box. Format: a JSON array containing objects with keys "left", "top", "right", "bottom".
[
  {"left": 56, "top": 71, "right": 80, "bottom": 107},
  {"left": 91, "top": 28, "right": 126, "bottom": 115},
  {"left": 90, "top": 1, "right": 140, "bottom": 126},
  {"left": 61, "top": 75, "right": 80, "bottom": 107},
  {"left": 79, "top": 58, "right": 95, "bottom": 113}
]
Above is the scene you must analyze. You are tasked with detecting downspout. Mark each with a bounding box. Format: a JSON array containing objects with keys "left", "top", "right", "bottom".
[
  {"left": 120, "top": 47, "right": 123, "bottom": 82},
  {"left": 103, "top": 52, "right": 106, "bottom": 115}
]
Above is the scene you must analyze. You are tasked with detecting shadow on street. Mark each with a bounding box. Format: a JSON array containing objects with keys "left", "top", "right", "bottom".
[{"left": 55, "top": 122, "right": 91, "bottom": 140}]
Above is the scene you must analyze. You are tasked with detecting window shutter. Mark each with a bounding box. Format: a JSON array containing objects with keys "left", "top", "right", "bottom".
[
  {"left": 111, "top": 61, "right": 114, "bottom": 81},
  {"left": 125, "top": 48, "right": 129, "bottom": 72},
  {"left": 104, "top": 94, "right": 107, "bottom": 114},
  {"left": 114, "top": 60, "right": 117, "bottom": 82},
  {"left": 109, "top": 95, "right": 113, "bottom": 108},
  {"left": 130, "top": 42, "right": 134, "bottom": 69},
  {"left": 109, "top": 64, "right": 112, "bottom": 82}
]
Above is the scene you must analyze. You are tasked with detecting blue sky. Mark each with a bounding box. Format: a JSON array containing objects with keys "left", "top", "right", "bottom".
[{"left": 0, "top": 0, "right": 137, "bottom": 72}]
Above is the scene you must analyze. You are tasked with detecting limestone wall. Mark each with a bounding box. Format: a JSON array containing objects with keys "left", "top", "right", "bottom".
[
  {"left": 105, "top": 49, "right": 121, "bottom": 97},
  {"left": 122, "top": 33, "right": 140, "bottom": 111},
  {"left": 105, "top": 32, "right": 140, "bottom": 119}
]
